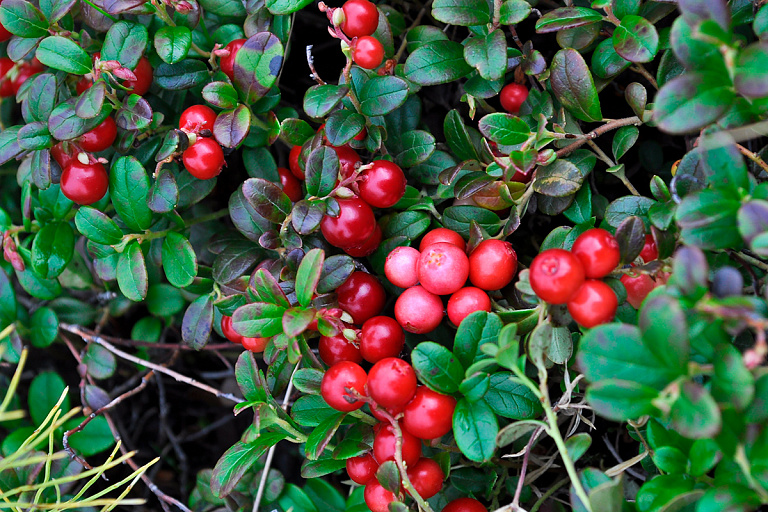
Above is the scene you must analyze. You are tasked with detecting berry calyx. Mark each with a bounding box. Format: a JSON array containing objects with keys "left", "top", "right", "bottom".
[
  {"left": 447, "top": 287, "right": 492, "bottom": 326},
  {"left": 221, "top": 315, "right": 243, "bottom": 343},
  {"left": 373, "top": 422, "right": 422, "bottom": 467},
  {"left": 360, "top": 316, "right": 405, "bottom": 363},
  {"left": 443, "top": 498, "right": 487, "bottom": 512},
  {"left": 500, "top": 83, "right": 529, "bottom": 114},
  {"left": 220, "top": 38, "right": 247, "bottom": 80},
  {"left": 567, "top": 279, "right": 618, "bottom": 328},
  {"left": 346, "top": 453, "right": 378, "bottom": 485},
  {"left": 60, "top": 160, "right": 109, "bottom": 206},
  {"left": 639, "top": 234, "right": 658, "bottom": 263},
  {"left": 468, "top": 239, "right": 518, "bottom": 290},
  {"left": 182, "top": 138, "right": 226, "bottom": 180},
  {"left": 341, "top": 0, "right": 379, "bottom": 38},
  {"left": 406, "top": 458, "right": 444, "bottom": 499},
  {"left": 418, "top": 242, "right": 470, "bottom": 296},
  {"left": 78, "top": 117, "right": 117, "bottom": 153},
  {"left": 318, "top": 331, "right": 363, "bottom": 366},
  {"left": 403, "top": 386, "right": 456, "bottom": 440},
  {"left": 571, "top": 228, "right": 620, "bottom": 279},
  {"left": 320, "top": 361, "right": 368, "bottom": 412},
  {"left": 352, "top": 36, "right": 385, "bottom": 70},
  {"left": 125, "top": 56, "right": 153, "bottom": 96},
  {"left": 385, "top": 246, "right": 421, "bottom": 289},
  {"left": 364, "top": 479, "right": 396, "bottom": 512},
  {"left": 320, "top": 197, "right": 377, "bottom": 249},
  {"left": 278, "top": 166, "right": 303, "bottom": 202},
  {"left": 419, "top": 228, "right": 465, "bottom": 252},
  {"left": 529, "top": 248, "right": 586, "bottom": 305},
  {"left": 367, "top": 357, "right": 417, "bottom": 409},
  {"left": 394, "top": 285, "right": 444, "bottom": 334},
  {"left": 179, "top": 105, "right": 217, "bottom": 134},
  {"left": 359, "top": 160, "right": 407, "bottom": 208},
  {"left": 242, "top": 336, "right": 270, "bottom": 352}
]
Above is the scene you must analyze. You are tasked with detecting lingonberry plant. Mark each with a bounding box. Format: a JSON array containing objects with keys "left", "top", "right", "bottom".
[{"left": 1, "top": 0, "right": 768, "bottom": 511}]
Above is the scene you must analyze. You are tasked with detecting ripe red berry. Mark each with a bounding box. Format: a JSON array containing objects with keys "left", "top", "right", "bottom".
[
  {"left": 345, "top": 224, "right": 382, "bottom": 258},
  {"left": 403, "top": 386, "right": 456, "bottom": 440},
  {"left": 125, "top": 56, "right": 153, "bottom": 96},
  {"left": 0, "top": 58, "right": 14, "bottom": 97},
  {"left": 319, "top": 331, "right": 363, "bottom": 366},
  {"left": 76, "top": 76, "right": 92, "bottom": 95},
  {"left": 51, "top": 142, "right": 75, "bottom": 170},
  {"left": 395, "top": 285, "right": 443, "bottom": 334},
  {"left": 60, "top": 160, "right": 109, "bottom": 205},
  {"left": 373, "top": 422, "right": 422, "bottom": 467},
  {"left": 407, "top": 458, "right": 445, "bottom": 499},
  {"left": 221, "top": 315, "right": 243, "bottom": 343},
  {"left": 346, "top": 453, "right": 378, "bottom": 485},
  {"left": 639, "top": 234, "right": 658, "bottom": 263},
  {"left": 334, "top": 145, "right": 362, "bottom": 181},
  {"left": 385, "top": 246, "right": 420, "bottom": 288},
  {"left": 360, "top": 316, "right": 405, "bottom": 363},
  {"left": 220, "top": 38, "right": 246, "bottom": 80},
  {"left": 359, "top": 160, "right": 406, "bottom": 208},
  {"left": 468, "top": 239, "right": 518, "bottom": 290},
  {"left": 620, "top": 273, "right": 656, "bottom": 309},
  {"left": 447, "top": 287, "right": 491, "bottom": 326},
  {"left": 500, "top": 83, "right": 529, "bottom": 114},
  {"left": 242, "top": 336, "right": 270, "bottom": 352},
  {"left": 443, "top": 498, "right": 487, "bottom": 512},
  {"left": 418, "top": 242, "right": 470, "bottom": 296},
  {"left": 179, "top": 105, "right": 217, "bottom": 134},
  {"left": 336, "top": 271, "right": 387, "bottom": 325},
  {"left": 571, "top": 228, "right": 621, "bottom": 279},
  {"left": 367, "top": 357, "right": 417, "bottom": 409},
  {"left": 419, "top": 228, "right": 465, "bottom": 252},
  {"left": 567, "top": 279, "right": 618, "bottom": 328},
  {"left": 289, "top": 145, "right": 304, "bottom": 179},
  {"left": 182, "top": 138, "right": 226, "bottom": 180},
  {"left": 341, "top": 0, "right": 379, "bottom": 38},
  {"left": 364, "top": 480, "right": 396, "bottom": 512},
  {"left": 78, "top": 117, "right": 117, "bottom": 153},
  {"left": 353, "top": 36, "right": 385, "bottom": 69},
  {"left": 529, "top": 248, "right": 586, "bottom": 304},
  {"left": 278, "top": 166, "right": 303, "bottom": 202},
  {"left": 320, "top": 361, "right": 368, "bottom": 411},
  {"left": 321, "top": 197, "right": 377, "bottom": 249}
]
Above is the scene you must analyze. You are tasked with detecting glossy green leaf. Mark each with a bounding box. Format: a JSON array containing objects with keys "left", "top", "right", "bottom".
[
  {"left": 411, "top": 341, "right": 464, "bottom": 394},
  {"left": 36, "top": 36, "right": 91, "bottom": 75},
  {"left": 404, "top": 41, "right": 473, "bottom": 86},
  {"left": 464, "top": 30, "right": 506, "bottom": 81},
  {"left": 233, "top": 33, "right": 284, "bottom": 104},
  {"left": 154, "top": 26, "right": 192, "bottom": 64},
  {"left": 162, "top": 232, "right": 197, "bottom": 288},
  {"left": 431, "top": 0, "right": 490, "bottom": 26},
  {"left": 116, "top": 241, "right": 148, "bottom": 301},
  {"left": 31, "top": 222, "right": 74, "bottom": 279},
  {"left": 535, "top": 7, "right": 603, "bottom": 33},
  {"left": 453, "top": 398, "right": 498, "bottom": 462},
  {"left": 295, "top": 248, "right": 324, "bottom": 307},
  {"left": 550, "top": 49, "right": 602, "bottom": 122},
  {"left": 110, "top": 156, "right": 153, "bottom": 232},
  {"left": 612, "top": 15, "right": 659, "bottom": 63}
]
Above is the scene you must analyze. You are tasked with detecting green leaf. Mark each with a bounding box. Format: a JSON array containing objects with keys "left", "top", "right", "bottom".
[
  {"left": 734, "top": 41, "right": 768, "bottom": 98},
  {"left": 148, "top": 168, "right": 178, "bottom": 213},
  {"left": 712, "top": 344, "right": 754, "bottom": 411},
  {"left": 303, "top": 84, "right": 348, "bottom": 119},
  {"left": 31, "top": 222, "right": 74, "bottom": 279},
  {"left": 533, "top": 159, "right": 585, "bottom": 197},
  {"left": 29, "top": 371, "right": 69, "bottom": 426},
  {"left": 211, "top": 440, "right": 271, "bottom": 498},
  {"left": 695, "top": 486, "right": 761, "bottom": 512},
  {"left": 550, "top": 49, "right": 602, "bottom": 122},
  {"left": 499, "top": 0, "right": 531, "bottom": 25},
  {"left": 453, "top": 398, "right": 498, "bottom": 462},
  {"left": 612, "top": 126, "right": 639, "bottom": 161},
  {"left": 292, "top": 395, "right": 340, "bottom": 427},
  {"left": 266, "top": 0, "right": 313, "bottom": 14},
  {"left": 101, "top": 21, "right": 148, "bottom": 69},
  {"left": 48, "top": 98, "right": 111, "bottom": 141},
  {"left": 454, "top": 311, "right": 501, "bottom": 369},
  {"left": 82, "top": 343, "right": 116, "bottom": 379},
  {"left": 305, "top": 413, "right": 344, "bottom": 460},
  {"left": 0, "top": 0, "right": 48, "bottom": 38},
  {"left": 17, "top": 122, "right": 52, "bottom": 151},
  {"left": 585, "top": 379, "right": 660, "bottom": 421},
  {"left": 242, "top": 178, "right": 292, "bottom": 224},
  {"left": 233, "top": 302, "right": 286, "bottom": 338},
  {"left": 295, "top": 249, "right": 324, "bottom": 307},
  {"left": 670, "top": 381, "right": 721, "bottom": 439},
  {"left": 444, "top": 110, "right": 480, "bottom": 162},
  {"left": 411, "top": 341, "right": 464, "bottom": 394},
  {"left": 463, "top": 30, "right": 506, "bottom": 81},
  {"left": 565, "top": 433, "right": 592, "bottom": 463},
  {"left": 304, "top": 478, "right": 345, "bottom": 512},
  {"left": 214, "top": 105, "right": 251, "bottom": 148},
  {"left": 591, "top": 38, "right": 632, "bottom": 79},
  {"left": 535, "top": 7, "right": 603, "bottom": 33},
  {"left": 323, "top": 109, "right": 365, "bottom": 147},
  {"left": 110, "top": 156, "right": 153, "bottom": 232},
  {"left": 0, "top": 269, "right": 17, "bottom": 329},
  {"left": 612, "top": 15, "right": 659, "bottom": 63},
  {"left": 202, "top": 81, "right": 240, "bottom": 110},
  {"left": 75, "top": 80, "right": 106, "bottom": 120},
  {"left": 305, "top": 147, "right": 339, "bottom": 198},
  {"left": 154, "top": 26, "right": 191, "bottom": 64},
  {"left": 698, "top": 132, "right": 750, "bottom": 193},
  {"left": 233, "top": 33, "right": 284, "bottom": 104},
  {"left": 38, "top": 0, "right": 73, "bottom": 23},
  {"left": 404, "top": 41, "right": 473, "bottom": 86},
  {"left": 182, "top": 294, "right": 214, "bottom": 350},
  {"left": 638, "top": 295, "right": 689, "bottom": 372},
  {"left": 485, "top": 372, "right": 541, "bottom": 419},
  {"left": 442, "top": 206, "right": 501, "bottom": 237},
  {"left": 431, "top": 0, "right": 490, "bottom": 26},
  {"left": 75, "top": 207, "right": 123, "bottom": 246},
  {"left": 161, "top": 232, "right": 197, "bottom": 288},
  {"left": 391, "top": 130, "right": 435, "bottom": 167},
  {"left": 653, "top": 72, "right": 734, "bottom": 134},
  {"left": 35, "top": 36, "right": 91, "bottom": 76},
  {"left": 359, "top": 76, "right": 409, "bottom": 116},
  {"left": 155, "top": 59, "right": 209, "bottom": 90},
  {"left": 688, "top": 438, "right": 721, "bottom": 477},
  {"left": 117, "top": 241, "right": 148, "bottom": 301},
  {"left": 29, "top": 307, "right": 58, "bottom": 348},
  {"left": 745, "top": 374, "right": 768, "bottom": 424},
  {"left": 66, "top": 415, "right": 115, "bottom": 456},
  {"left": 676, "top": 189, "right": 742, "bottom": 250},
  {"left": 477, "top": 113, "right": 533, "bottom": 146},
  {"left": 382, "top": 210, "right": 431, "bottom": 239},
  {"left": 317, "top": 255, "right": 355, "bottom": 294}
]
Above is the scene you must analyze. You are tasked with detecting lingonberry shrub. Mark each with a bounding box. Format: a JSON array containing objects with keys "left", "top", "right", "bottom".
[{"left": 2, "top": 1, "right": 767, "bottom": 511}]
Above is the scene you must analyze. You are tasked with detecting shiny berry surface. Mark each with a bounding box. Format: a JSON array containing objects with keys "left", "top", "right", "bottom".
[
  {"left": 419, "top": 228, "right": 465, "bottom": 252},
  {"left": 0, "top": 58, "right": 14, "bottom": 97},
  {"left": 639, "top": 234, "right": 659, "bottom": 263},
  {"left": 320, "top": 361, "right": 367, "bottom": 412},
  {"left": 346, "top": 453, "right": 378, "bottom": 485},
  {"left": 220, "top": 38, "right": 246, "bottom": 80},
  {"left": 373, "top": 422, "right": 422, "bottom": 467},
  {"left": 342, "top": 0, "right": 379, "bottom": 37},
  {"left": 567, "top": 279, "right": 618, "bottom": 328},
  {"left": 51, "top": 143, "right": 74, "bottom": 170},
  {"left": 367, "top": 357, "right": 417, "bottom": 408},
  {"left": 407, "top": 458, "right": 445, "bottom": 499},
  {"left": 418, "top": 242, "right": 470, "bottom": 296},
  {"left": 360, "top": 316, "right": 405, "bottom": 363},
  {"left": 78, "top": 117, "right": 117, "bottom": 153},
  {"left": 60, "top": 160, "right": 109, "bottom": 206},
  {"left": 395, "top": 285, "right": 443, "bottom": 334},
  {"left": 179, "top": 105, "right": 217, "bottom": 134},
  {"left": 359, "top": 160, "right": 406, "bottom": 208},
  {"left": 318, "top": 331, "right": 362, "bottom": 366},
  {"left": 353, "top": 36, "right": 385, "bottom": 69},
  {"left": 125, "top": 56, "right": 153, "bottom": 95},
  {"left": 529, "top": 249, "right": 586, "bottom": 305},
  {"left": 385, "top": 246, "right": 420, "bottom": 288},
  {"left": 571, "top": 228, "right": 621, "bottom": 278},
  {"left": 447, "top": 287, "right": 492, "bottom": 326},
  {"left": 468, "top": 239, "right": 518, "bottom": 290},
  {"left": 182, "top": 138, "right": 226, "bottom": 180},
  {"left": 221, "top": 316, "right": 243, "bottom": 343},
  {"left": 320, "top": 197, "right": 376, "bottom": 249},
  {"left": 620, "top": 273, "right": 656, "bottom": 309},
  {"left": 289, "top": 145, "right": 304, "bottom": 179},
  {"left": 344, "top": 224, "right": 382, "bottom": 258},
  {"left": 500, "top": 83, "right": 529, "bottom": 114},
  {"left": 403, "top": 386, "right": 456, "bottom": 440},
  {"left": 278, "top": 166, "right": 303, "bottom": 202},
  {"left": 443, "top": 498, "right": 487, "bottom": 512},
  {"left": 364, "top": 480, "right": 396, "bottom": 512},
  {"left": 336, "top": 271, "right": 386, "bottom": 325},
  {"left": 241, "top": 336, "right": 269, "bottom": 352}
]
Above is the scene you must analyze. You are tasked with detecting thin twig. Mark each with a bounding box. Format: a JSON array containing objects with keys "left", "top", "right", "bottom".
[
  {"left": 555, "top": 116, "right": 642, "bottom": 159},
  {"left": 736, "top": 143, "right": 768, "bottom": 175}
]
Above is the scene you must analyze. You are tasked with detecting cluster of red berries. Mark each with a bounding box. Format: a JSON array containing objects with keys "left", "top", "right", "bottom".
[
  {"left": 385, "top": 228, "right": 517, "bottom": 333},
  {"left": 320, "top": 356, "right": 456, "bottom": 512},
  {"left": 220, "top": 315, "right": 269, "bottom": 352},
  {"left": 0, "top": 57, "right": 44, "bottom": 98},
  {"left": 619, "top": 234, "right": 660, "bottom": 308},
  {"left": 529, "top": 228, "right": 622, "bottom": 328},
  {"left": 336, "top": 0, "right": 385, "bottom": 69},
  {"left": 178, "top": 105, "right": 226, "bottom": 180}
]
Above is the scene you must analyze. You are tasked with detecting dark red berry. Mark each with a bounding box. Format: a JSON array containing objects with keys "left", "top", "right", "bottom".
[
  {"left": 360, "top": 316, "right": 405, "bottom": 363},
  {"left": 529, "top": 249, "right": 586, "bottom": 305},
  {"left": 220, "top": 38, "right": 246, "bottom": 80},
  {"left": 320, "top": 361, "right": 368, "bottom": 412},
  {"left": 78, "top": 117, "right": 117, "bottom": 153},
  {"left": 336, "top": 271, "right": 386, "bottom": 324},
  {"left": 0, "top": 58, "right": 14, "bottom": 97},
  {"left": 221, "top": 315, "right": 243, "bottom": 343},
  {"left": 321, "top": 197, "right": 377, "bottom": 249},
  {"left": 278, "top": 166, "right": 303, "bottom": 202},
  {"left": 345, "top": 224, "right": 382, "bottom": 258},
  {"left": 364, "top": 480, "right": 396, "bottom": 512},
  {"left": 346, "top": 453, "right": 378, "bottom": 485},
  {"left": 318, "top": 331, "right": 363, "bottom": 366},
  {"left": 125, "top": 56, "right": 153, "bottom": 95},
  {"left": 407, "top": 458, "right": 444, "bottom": 499},
  {"left": 353, "top": 36, "right": 385, "bottom": 69},
  {"left": 359, "top": 160, "right": 406, "bottom": 208},
  {"left": 447, "top": 287, "right": 491, "bottom": 326},
  {"left": 639, "top": 234, "right": 658, "bottom": 263},
  {"left": 500, "top": 83, "right": 529, "bottom": 114},
  {"left": 567, "top": 279, "right": 618, "bottom": 328},
  {"left": 334, "top": 145, "right": 362, "bottom": 181},
  {"left": 61, "top": 160, "right": 109, "bottom": 206},
  {"left": 182, "top": 138, "right": 226, "bottom": 180},
  {"left": 367, "top": 357, "right": 417, "bottom": 409},
  {"left": 571, "top": 228, "right": 621, "bottom": 279},
  {"left": 373, "top": 422, "right": 422, "bottom": 467},
  {"left": 341, "top": 0, "right": 379, "bottom": 38},
  {"left": 403, "top": 386, "right": 456, "bottom": 440},
  {"left": 621, "top": 273, "right": 656, "bottom": 309},
  {"left": 179, "top": 105, "right": 217, "bottom": 134},
  {"left": 289, "top": 145, "right": 304, "bottom": 179},
  {"left": 419, "top": 228, "right": 465, "bottom": 252},
  {"left": 443, "top": 498, "right": 487, "bottom": 512},
  {"left": 468, "top": 239, "right": 518, "bottom": 290}
]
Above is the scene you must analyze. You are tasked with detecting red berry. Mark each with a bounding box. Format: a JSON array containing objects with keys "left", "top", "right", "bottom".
[
  {"left": 242, "top": 336, "right": 269, "bottom": 352},
  {"left": 353, "top": 36, "right": 385, "bottom": 69},
  {"left": 182, "top": 138, "right": 226, "bottom": 180},
  {"left": 337, "top": 271, "right": 386, "bottom": 325},
  {"left": 51, "top": 143, "right": 74, "bottom": 170},
  {"left": 407, "top": 458, "right": 445, "bottom": 499},
  {"left": 221, "top": 315, "right": 243, "bottom": 343},
  {"left": 373, "top": 422, "right": 422, "bottom": 467},
  {"left": 367, "top": 357, "right": 417, "bottom": 409},
  {"left": 468, "top": 239, "right": 518, "bottom": 290},
  {"left": 125, "top": 56, "right": 153, "bottom": 96},
  {"left": 419, "top": 228, "right": 465, "bottom": 252},
  {"left": 529, "top": 249, "right": 586, "bottom": 305},
  {"left": 447, "top": 287, "right": 491, "bottom": 326},
  {"left": 639, "top": 234, "right": 658, "bottom": 263},
  {"left": 385, "top": 246, "right": 420, "bottom": 288},
  {"left": 571, "top": 228, "right": 620, "bottom": 279},
  {"left": 278, "top": 166, "right": 303, "bottom": 202},
  {"left": 320, "top": 361, "right": 368, "bottom": 412},
  {"left": 499, "top": 83, "right": 529, "bottom": 114},
  {"left": 289, "top": 145, "right": 304, "bottom": 179},
  {"left": 220, "top": 38, "right": 246, "bottom": 80},
  {"left": 179, "top": 105, "right": 217, "bottom": 134},
  {"left": 318, "top": 331, "right": 363, "bottom": 366},
  {"left": 78, "top": 117, "right": 117, "bottom": 153},
  {"left": 403, "top": 387, "right": 456, "bottom": 440},
  {"left": 364, "top": 480, "right": 396, "bottom": 512},
  {"left": 394, "top": 285, "right": 443, "bottom": 334},
  {"left": 567, "top": 279, "right": 618, "bottom": 328},
  {"left": 320, "top": 197, "right": 377, "bottom": 249},
  {"left": 76, "top": 76, "right": 92, "bottom": 95},
  {"left": 60, "top": 160, "right": 109, "bottom": 206},
  {"left": 345, "top": 224, "right": 382, "bottom": 258},
  {"left": 0, "top": 58, "right": 14, "bottom": 97},
  {"left": 11, "top": 60, "right": 43, "bottom": 95},
  {"left": 342, "top": 0, "right": 379, "bottom": 38},
  {"left": 334, "top": 145, "right": 361, "bottom": 181},
  {"left": 370, "top": 402, "right": 404, "bottom": 422},
  {"left": 359, "top": 160, "right": 406, "bottom": 208},
  {"left": 346, "top": 453, "right": 379, "bottom": 485},
  {"left": 443, "top": 498, "right": 487, "bottom": 512},
  {"left": 621, "top": 272, "right": 656, "bottom": 309},
  {"left": 418, "top": 242, "right": 470, "bottom": 296},
  {"left": 360, "top": 316, "right": 405, "bottom": 363}
]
